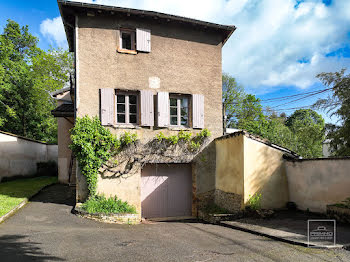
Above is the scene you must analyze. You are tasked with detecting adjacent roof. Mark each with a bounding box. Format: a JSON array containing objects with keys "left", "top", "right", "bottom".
[
  {"left": 50, "top": 86, "right": 70, "bottom": 97},
  {"left": 216, "top": 130, "right": 300, "bottom": 159},
  {"left": 51, "top": 103, "right": 74, "bottom": 117},
  {"left": 57, "top": 0, "right": 236, "bottom": 52}
]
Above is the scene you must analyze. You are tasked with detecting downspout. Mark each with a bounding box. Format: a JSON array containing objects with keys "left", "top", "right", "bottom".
[{"left": 74, "top": 15, "right": 79, "bottom": 122}]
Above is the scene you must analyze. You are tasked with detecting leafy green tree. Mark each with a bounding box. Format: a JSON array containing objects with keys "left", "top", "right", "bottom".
[
  {"left": 222, "top": 73, "right": 267, "bottom": 135},
  {"left": 0, "top": 19, "right": 73, "bottom": 143},
  {"left": 313, "top": 69, "right": 350, "bottom": 156},
  {"left": 285, "top": 109, "right": 325, "bottom": 157},
  {"left": 222, "top": 73, "right": 245, "bottom": 128}
]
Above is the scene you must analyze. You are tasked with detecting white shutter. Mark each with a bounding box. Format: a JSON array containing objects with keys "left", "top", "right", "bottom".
[
  {"left": 192, "top": 94, "right": 204, "bottom": 129},
  {"left": 157, "top": 92, "right": 169, "bottom": 127},
  {"left": 100, "top": 88, "right": 115, "bottom": 126},
  {"left": 136, "top": 28, "right": 151, "bottom": 52},
  {"left": 140, "top": 90, "right": 154, "bottom": 126}
]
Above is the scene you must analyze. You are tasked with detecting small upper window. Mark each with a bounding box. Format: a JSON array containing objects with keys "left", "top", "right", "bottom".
[
  {"left": 119, "top": 30, "right": 136, "bottom": 52},
  {"left": 170, "top": 96, "right": 189, "bottom": 127},
  {"left": 116, "top": 91, "right": 138, "bottom": 125}
]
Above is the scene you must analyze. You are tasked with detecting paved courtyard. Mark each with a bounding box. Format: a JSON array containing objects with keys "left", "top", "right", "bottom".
[{"left": 0, "top": 184, "right": 349, "bottom": 262}]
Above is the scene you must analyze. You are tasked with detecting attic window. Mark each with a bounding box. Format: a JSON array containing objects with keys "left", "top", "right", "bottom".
[{"left": 118, "top": 29, "right": 136, "bottom": 54}]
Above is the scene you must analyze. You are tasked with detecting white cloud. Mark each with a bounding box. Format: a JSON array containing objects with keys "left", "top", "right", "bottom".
[
  {"left": 41, "top": 0, "right": 350, "bottom": 89},
  {"left": 40, "top": 16, "right": 67, "bottom": 48}
]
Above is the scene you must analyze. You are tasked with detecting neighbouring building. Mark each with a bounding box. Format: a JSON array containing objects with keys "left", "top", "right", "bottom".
[{"left": 53, "top": 0, "right": 236, "bottom": 219}]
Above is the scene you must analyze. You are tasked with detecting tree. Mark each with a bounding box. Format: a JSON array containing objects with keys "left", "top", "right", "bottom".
[
  {"left": 285, "top": 109, "right": 325, "bottom": 158},
  {"left": 222, "top": 73, "right": 245, "bottom": 128},
  {"left": 313, "top": 69, "right": 350, "bottom": 156},
  {"left": 0, "top": 20, "right": 73, "bottom": 143},
  {"left": 222, "top": 73, "right": 267, "bottom": 135}
]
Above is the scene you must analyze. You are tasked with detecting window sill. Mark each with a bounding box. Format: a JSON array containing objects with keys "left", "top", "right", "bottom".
[
  {"left": 117, "top": 48, "right": 137, "bottom": 55},
  {"left": 168, "top": 126, "right": 192, "bottom": 131},
  {"left": 113, "top": 124, "right": 141, "bottom": 129}
]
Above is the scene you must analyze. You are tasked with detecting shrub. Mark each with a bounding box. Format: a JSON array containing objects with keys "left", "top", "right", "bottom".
[
  {"left": 82, "top": 195, "right": 137, "bottom": 215},
  {"left": 246, "top": 193, "right": 262, "bottom": 210}
]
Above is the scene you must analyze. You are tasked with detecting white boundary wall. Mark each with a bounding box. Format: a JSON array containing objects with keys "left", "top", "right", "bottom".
[{"left": 0, "top": 131, "right": 58, "bottom": 181}]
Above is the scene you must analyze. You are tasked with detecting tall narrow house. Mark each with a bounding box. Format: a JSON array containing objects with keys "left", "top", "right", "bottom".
[{"left": 53, "top": 0, "right": 236, "bottom": 219}]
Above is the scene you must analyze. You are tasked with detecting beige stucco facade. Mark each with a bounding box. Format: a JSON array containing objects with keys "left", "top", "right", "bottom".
[
  {"left": 73, "top": 13, "right": 226, "bottom": 218},
  {"left": 214, "top": 133, "right": 289, "bottom": 211},
  {"left": 76, "top": 15, "right": 223, "bottom": 140}
]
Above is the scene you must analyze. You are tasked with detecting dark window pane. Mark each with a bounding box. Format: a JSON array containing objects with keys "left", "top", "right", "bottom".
[
  {"left": 181, "top": 117, "right": 188, "bottom": 126},
  {"left": 181, "top": 107, "right": 188, "bottom": 116},
  {"left": 170, "top": 116, "right": 178, "bottom": 125},
  {"left": 122, "top": 33, "right": 132, "bottom": 50},
  {"left": 130, "top": 114, "right": 137, "bottom": 124},
  {"left": 170, "top": 98, "right": 177, "bottom": 106},
  {"left": 129, "top": 105, "right": 137, "bottom": 114},
  {"left": 181, "top": 98, "right": 188, "bottom": 107},
  {"left": 117, "top": 114, "right": 125, "bottom": 123},
  {"left": 170, "top": 107, "right": 177, "bottom": 116},
  {"left": 117, "top": 95, "right": 125, "bottom": 103},
  {"left": 129, "top": 95, "right": 137, "bottom": 104},
  {"left": 117, "top": 104, "right": 125, "bottom": 113}
]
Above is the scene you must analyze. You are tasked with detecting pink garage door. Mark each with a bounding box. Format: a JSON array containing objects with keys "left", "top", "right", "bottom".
[{"left": 141, "top": 164, "right": 192, "bottom": 218}]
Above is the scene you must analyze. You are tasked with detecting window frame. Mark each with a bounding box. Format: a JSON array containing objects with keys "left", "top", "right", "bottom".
[
  {"left": 118, "top": 29, "right": 136, "bottom": 54},
  {"left": 115, "top": 90, "right": 139, "bottom": 126},
  {"left": 169, "top": 94, "right": 191, "bottom": 127}
]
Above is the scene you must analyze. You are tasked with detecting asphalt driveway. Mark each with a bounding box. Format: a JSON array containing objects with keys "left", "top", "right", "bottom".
[{"left": 0, "top": 184, "right": 349, "bottom": 262}]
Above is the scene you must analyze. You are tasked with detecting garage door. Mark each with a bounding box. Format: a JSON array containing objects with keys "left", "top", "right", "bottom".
[{"left": 141, "top": 164, "right": 192, "bottom": 218}]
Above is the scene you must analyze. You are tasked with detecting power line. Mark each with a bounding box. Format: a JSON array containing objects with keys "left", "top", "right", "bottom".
[
  {"left": 223, "top": 87, "right": 332, "bottom": 105},
  {"left": 270, "top": 88, "right": 332, "bottom": 109}
]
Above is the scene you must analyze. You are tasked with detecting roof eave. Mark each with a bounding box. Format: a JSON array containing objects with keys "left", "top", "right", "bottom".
[{"left": 57, "top": 0, "right": 236, "bottom": 51}]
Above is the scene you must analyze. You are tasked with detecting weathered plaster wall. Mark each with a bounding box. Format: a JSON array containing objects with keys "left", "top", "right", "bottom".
[
  {"left": 57, "top": 117, "right": 74, "bottom": 184},
  {"left": 215, "top": 134, "right": 244, "bottom": 211},
  {"left": 75, "top": 14, "right": 224, "bottom": 209},
  {"left": 286, "top": 158, "right": 350, "bottom": 213},
  {"left": 0, "top": 132, "right": 57, "bottom": 181},
  {"left": 76, "top": 15, "right": 223, "bottom": 140},
  {"left": 243, "top": 137, "right": 289, "bottom": 209},
  {"left": 216, "top": 135, "right": 244, "bottom": 196}
]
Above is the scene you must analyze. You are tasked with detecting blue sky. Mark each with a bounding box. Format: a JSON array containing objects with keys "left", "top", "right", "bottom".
[{"left": 1, "top": 0, "right": 350, "bottom": 124}]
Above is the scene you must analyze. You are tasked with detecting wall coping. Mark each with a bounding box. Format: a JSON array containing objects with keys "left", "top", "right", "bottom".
[
  {"left": 216, "top": 131, "right": 300, "bottom": 159},
  {"left": 284, "top": 155, "right": 350, "bottom": 162},
  {"left": 0, "top": 130, "right": 56, "bottom": 146}
]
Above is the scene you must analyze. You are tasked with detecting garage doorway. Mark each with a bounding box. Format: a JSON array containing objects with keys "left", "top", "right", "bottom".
[{"left": 141, "top": 164, "right": 192, "bottom": 219}]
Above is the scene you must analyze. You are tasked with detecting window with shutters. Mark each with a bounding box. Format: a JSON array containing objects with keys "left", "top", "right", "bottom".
[
  {"left": 118, "top": 29, "right": 136, "bottom": 54},
  {"left": 115, "top": 91, "right": 139, "bottom": 125},
  {"left": 169, "top": 95, "right": 190, "bottom": 127},
  {"left": 117, "top": 28, "right": 151, "bottom": 54}
]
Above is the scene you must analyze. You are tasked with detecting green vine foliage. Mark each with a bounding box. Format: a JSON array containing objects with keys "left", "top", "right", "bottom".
[
  {"left": 119, "top": 131, "right": 138, "bottom": 147},
  {"left": 156, "top": 129, "right": 211, "bottom": 151},
  {"left": 70, "top": 116, "right": 119, "bottom": 196},
  {"left": 70, "top": 117, "right": 210, "bottom": 198}
]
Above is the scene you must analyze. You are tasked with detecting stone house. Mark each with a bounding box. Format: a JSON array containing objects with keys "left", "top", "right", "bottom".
[{"left": 52, "top": 0, "right": 236, "bottom": 219}]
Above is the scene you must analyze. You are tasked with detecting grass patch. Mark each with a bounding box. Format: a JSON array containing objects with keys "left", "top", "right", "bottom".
[
  {"left": 81, "top": 195, "right": 137, "bottom": 215},
  {"left": 0, "top": 176, "right": 57, "bottom": 217}
]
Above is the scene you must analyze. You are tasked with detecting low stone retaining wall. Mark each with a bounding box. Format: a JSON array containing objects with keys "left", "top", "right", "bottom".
[{"left": 74, "top": 205, "right": 139, "bottom": 224}]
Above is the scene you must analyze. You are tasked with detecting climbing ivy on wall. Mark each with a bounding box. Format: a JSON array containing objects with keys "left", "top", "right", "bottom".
[
  {"left": 69, "top": 116, "right": 120, "bottom": 196},
  {"left": 70, "top": 116, "right": 211, "bottom": 198}
]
